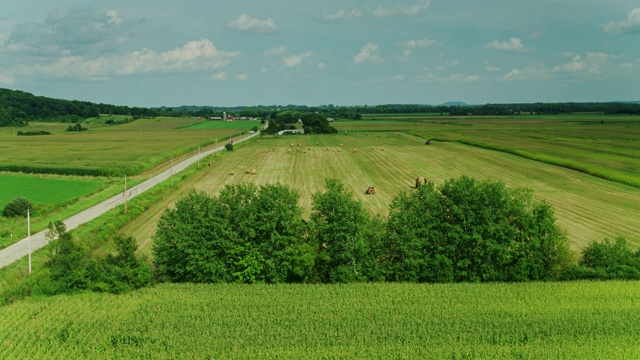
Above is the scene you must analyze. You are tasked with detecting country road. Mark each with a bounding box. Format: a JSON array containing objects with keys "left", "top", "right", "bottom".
[{"left": 0, "top": 130, "right": 261, "bottom": 268}]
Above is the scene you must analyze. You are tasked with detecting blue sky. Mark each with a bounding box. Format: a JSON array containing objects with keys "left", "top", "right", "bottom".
[{"left": 0, "top": 0, "right": 639, "bottom": 107}]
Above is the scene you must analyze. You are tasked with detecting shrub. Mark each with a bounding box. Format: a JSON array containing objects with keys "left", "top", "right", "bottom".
[
  {"left": 225, "top": 143, "right": 234, "bottom": 151},
  {"left": 3, "top": 197, "right": 32, "bottom": 218}
]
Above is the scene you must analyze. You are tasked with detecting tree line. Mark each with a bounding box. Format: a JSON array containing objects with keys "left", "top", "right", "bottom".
[
  {"left": 3, "top": 86, "right": 638, "bottom": 128},
  {"left": 153, "top": 176, "right": 577, "bottom": 284}
]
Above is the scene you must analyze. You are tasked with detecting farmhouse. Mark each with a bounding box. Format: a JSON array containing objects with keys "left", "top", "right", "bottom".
[{"left": 277, "top": 129, "right": 305, "bottom": 135}]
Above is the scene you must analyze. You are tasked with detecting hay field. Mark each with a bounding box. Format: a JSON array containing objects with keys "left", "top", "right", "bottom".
[
  {"left": 335, "top": 114, "right": 640, "bottom": 188},
  {"left": 119, "top": 132, "right": 640, "bottom": 255},
  {"left": 0, "top": 117, "right": 252, "bottom": 176}
]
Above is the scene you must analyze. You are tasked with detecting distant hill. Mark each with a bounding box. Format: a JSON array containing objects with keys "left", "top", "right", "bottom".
[{"left": 440, "top": 101, "right": 469, "bottom": 107}]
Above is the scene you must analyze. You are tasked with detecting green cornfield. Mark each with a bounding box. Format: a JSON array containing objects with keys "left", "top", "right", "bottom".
[{"left": 1, "top": 281, "right": 639, "bottom": 359}]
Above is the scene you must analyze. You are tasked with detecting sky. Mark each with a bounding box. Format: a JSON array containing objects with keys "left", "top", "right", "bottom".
[{"left": 0, "top": 0, "right": 639, "bottom": 107}]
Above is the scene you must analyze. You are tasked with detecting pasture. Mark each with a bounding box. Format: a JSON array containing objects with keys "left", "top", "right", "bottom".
[
  {"left": 118, "top": 132, "right": 640, "bottom": 255},
  {"left": 0, "top": 281, "right": 639, "bottom": 359},
  {"left": 0, "top": 117, "right": 254, "bottom": 176}
]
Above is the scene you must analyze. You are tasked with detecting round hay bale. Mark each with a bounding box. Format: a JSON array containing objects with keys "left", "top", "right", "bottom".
[
  {"left": 381, "top": 147, "right": 384, "bottom": 151},
  {"left": 251, "top": 169, "right": 257, "bottom": 174},
  {"left": 290, "top": 144, "right": 293, "bottom": 147},
  {"left": 370, "top": 146, "right": 375, "bottom": 150},
  {"left": 340, "top": 143, "right": 343, "bottom": 147},
  {"left": 352, "top": 148, "right": 357, "bottom": 153},
  {"left": 245, "top": 169, "right": 251, "bottom": 174},
  {"left": 229, "top": 171, "right": 235, "bottom": 175}
]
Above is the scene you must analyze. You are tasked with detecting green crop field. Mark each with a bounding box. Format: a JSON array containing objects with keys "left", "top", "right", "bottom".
[
  {"left": 0, "top": 173, "right": 102, "bottom": 207},
  {"left": 183, "top": 119, "right": 261, "bottom": 130},
  {"left": 0, "top": 281, "right": 639, "bottom": 359},
  {"left": 117, "top": 132, "right": 640, "bottom": 256},
  {"left": 0, "top": 117, "right": 254, "bottom": 176}
]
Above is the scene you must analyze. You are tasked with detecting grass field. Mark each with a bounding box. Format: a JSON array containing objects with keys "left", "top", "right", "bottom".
[
  {"left": 183, "top": 119, "right": 261, "bottom": 130},
  {"left": 0, "top": 281, "right": 639, "bottom": 359},
  {"left": 0, "top": 173, "right": 102, "bottom": 207},
  {"left": 116, "top": 132, "right": 640, "bottom": 256},
  {"left": 0, "top": 117, "right": 254, "bottom": 176},
  {"left": 335, "top": 114, "right": 640, "bottom": 188}
]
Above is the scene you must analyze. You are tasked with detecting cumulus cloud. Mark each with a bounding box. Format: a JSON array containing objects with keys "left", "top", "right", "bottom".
[
  {"left": 373, "top": 0, "right": 430, "bottom": 18},
  {"left": 227, "top": 14, "right": 277, "bottom": 33},
  {"left": 0, "top": 71, "right": 14, "bottom": 85},
  {"left": 485, "top": 64, "right": 501, "bottom": 72},
  {"left": 500, "top": 64, "right": 548, "bottom": 80},
  {"left": 398, "top": 38, "right": 438, "bottom": 57},
  {"left": 604, "top": 8, "right": 640, "bottom": 33},
  {"left": 322, "top": 8, "right": 362, "bottom": 22},
  {"left": 211, "top": 71, "right": 227, "bottom": 81},
  {"left": 552, "top": 52, "right": 619, "bottom": 74},
  {"left": 15, "top": 39, "right": 238, "bottom": 79},
  {"left": 450, "top": 73, "right": 480, "bottom": 82},
  {"left": 485, "top": 37, "right": 527, "bottom": 53},
  {"left": 235, "top": 73, "right": 249, "bottom": 80},
  {"left": 317, "top": 62, "right": 326, "bottom": 70},
  {"left": 283, "top": 51, "right": 312, "bottom": 67},
  {"left": 354, "top": 42, "right": 381, "bottom": 65},
  {"left": 5, "top": 7, "right": 142, "bottom": 56},
  {"left": 263, "top": 46, "right": 287, "bottom": 56}
]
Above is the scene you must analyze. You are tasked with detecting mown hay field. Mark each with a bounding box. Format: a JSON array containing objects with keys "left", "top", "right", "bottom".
[
  {"left": 0, "top": 281, "right": 639, "bottom": 359},
  {"left": 118, "top": 132, "right": 640, "bottom": 256},
  {"left": 0, "top": 117, "right": 254, "bottom": 176},
  {"left": 335, "top": 114, "right": 640, "bottom": 188}
]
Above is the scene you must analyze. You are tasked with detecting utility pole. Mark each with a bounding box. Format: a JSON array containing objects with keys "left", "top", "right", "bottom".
[
  {"left": 27, "top": 208, "right": 31, "bottom": 274},
  {"left": 124, "top": 175, "right": 127, "bottom": 215}
]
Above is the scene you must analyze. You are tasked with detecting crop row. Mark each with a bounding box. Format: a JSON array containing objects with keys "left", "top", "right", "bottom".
[{"left": 0, "top": 282, "right": 639, "bottom": 358}]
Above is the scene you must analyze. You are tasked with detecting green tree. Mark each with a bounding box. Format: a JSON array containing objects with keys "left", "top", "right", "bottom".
[
  {"left": 309, "top": 179, "right": 376, "bottom": 283},
  {"left": 2, "top": 197, "right": 32, "bottom": 218},
  {"left": 153, "top": 184, "right": 311, "bottom": 283},
  {"left": 385, "top": 176, "right": 570, "bottom": 282}
]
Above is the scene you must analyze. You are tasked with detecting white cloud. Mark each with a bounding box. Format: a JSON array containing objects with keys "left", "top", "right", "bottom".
[
  {"left": 552, "top": 52, "right": 619, "bottom": 75},
  {"left": 450, "top": 73, "right": 480, "bottom": 82},
  {"left": 485, "top": 37, "right": 527, "bottom": 53},
  {"left": 235, "top": 73, "right": 249, "bottom": 80},
  {"left": 373, "top": 0, "right": 430, "bottom": 18},
  {"left": 560, "top": 51, "right": 576, "bottom": 57},
  {"left": 485, "top": 65, "right": 501, "bottom": 72},
  {"left": 263, "top": 46, "right": 287, "bottom": 57},
  {"left": 283, "top": 51, "right": 312, "bottom": 67},
  {"left": 317, "top": 62, "right": 326, "bottom": 70},
  {"left": 5, "top": 7, "right": 143, "bottom": 56},
  {"left": 354, "top": 42, "right": 381, "bottom": 65},
  {"left": 322, "top": 8, "right": 362, "bottom": 22},
  {"left": 15, "top": 39, "right": 238, "bottom": 78},
  {"left": 211, "top": 71, "right": 226, "bottom": 81},
  {"left": 500, "top": 64, "right": 548, "bottom": 80},
  {"left": 444, "top": 60, "right": 461, "bottom": 66},
  {"left": 227, "top": 14, "right": 277, "bottom": 33},
  {"left": 0, "top": 71, "right": 14, "bottom": 85},
  {"left": 398, "top": 38, "right": 439, "bottom": 57},
  {"left": 604, "top": 8, "right": 640, "bottom": 33}
]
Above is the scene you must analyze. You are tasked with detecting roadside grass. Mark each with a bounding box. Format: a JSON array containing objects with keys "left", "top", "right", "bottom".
[
  {"left": 0, "top": 175, "right": 144, "bottom": 250},
  {"left": 118, "top": 132, "right": 639, "bottom": 256},
  {"left": 0, "top": 281, "right": 639, "bottom": 359}
]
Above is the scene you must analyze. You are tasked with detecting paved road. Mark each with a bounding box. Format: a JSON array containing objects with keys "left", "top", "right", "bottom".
[{"left": 0, "top": 131, "right": 260, "bottom": 268}]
